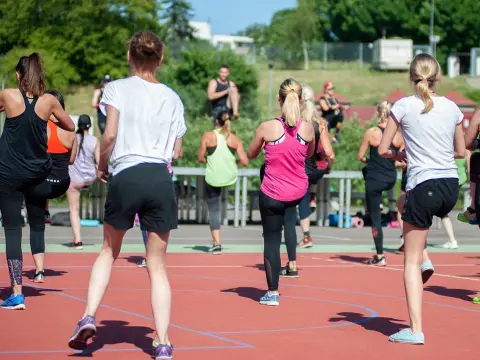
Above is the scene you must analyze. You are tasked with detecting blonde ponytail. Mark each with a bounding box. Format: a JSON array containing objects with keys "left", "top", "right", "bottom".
[
  {"left": 217, "top": 111, "right": 231, "bottom": 137},
  {"left": 376, "top": 101, "right": 391, "bottom": 125},
  {"left": 301, "top": 84, "right": 321, "bottom": 125},
  {"left": 409, "top": 53, "right": 440, "bottom": 114},
  {"left": 279, "top": 78, "right": 302, "bottom": 126}
]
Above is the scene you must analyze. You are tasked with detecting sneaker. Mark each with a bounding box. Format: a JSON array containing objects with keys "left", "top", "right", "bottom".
[
  {"left": 280, "top": 263, "right": 299, "bottom": 278},
  {"left": 68, "top": 315, "right": 96, "bottom": 350},
  {"left": 153, "top": 343, "right": 174, "bottom": 359},
  {"left": 69, "top": 241, "right": 83, "bottom": 250},
  {"left": 389, "top": 328, "right": 425, "bottom": 345},
  {"left": 137, "top": 258, "right": 147, "bottom": 268},
  {"left": 473, "top": 296, "right": 480, "bottom": 304},
  {"left": 457, "top": 207, "right": 476, "bottom": 223},
  {"left": 1, "top": 294, "right": 26, "bottom": 310},
  {"left": 32, "top": 271, "right": 45, "bottom": 283},
  {"left": 298, "top": 236, "right": 313, "bottom": 248},
  {"left": 367, "top": 255, "right": 387, "bottom": 266},
  {"left": 421, "top": 260, "right": 434, "bottom": 284},
  {"left": 259, "top": 292, "right": 279, "bottom": 306},
  {"left": 44, "top": 211, "right": 52, "bottom": 224},
  {"left": 208, "top": 244, "right": 222, "bottom": 255},
  {"left": 441, "top": 241, "right": 458, "bottom": 250}
]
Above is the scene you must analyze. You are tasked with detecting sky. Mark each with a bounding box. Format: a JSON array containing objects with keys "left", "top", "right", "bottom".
[{"left": 189, "top": 0, "right": 296, "bottom": 35}]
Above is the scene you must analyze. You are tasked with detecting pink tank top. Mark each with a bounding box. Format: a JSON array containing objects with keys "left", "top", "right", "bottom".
[{"left": 261, "top": 117, "right": 309, "bottom": 202}]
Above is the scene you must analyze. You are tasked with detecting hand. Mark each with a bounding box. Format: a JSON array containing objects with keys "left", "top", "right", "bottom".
[{"left": 96, "top": 168, "right": 109, "bottom": 183}]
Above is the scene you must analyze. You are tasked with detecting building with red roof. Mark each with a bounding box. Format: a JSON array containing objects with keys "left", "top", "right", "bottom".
[{"left": 377, "top": 88, "right": 407, "bottom": 104}]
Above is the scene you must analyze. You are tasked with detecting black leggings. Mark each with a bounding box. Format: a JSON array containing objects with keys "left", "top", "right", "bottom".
[
  {"left": 324, "top": 112, "right": 344, "bottom": 136},
  {"left": 25, "top": 178, "right": 70, "bottom": 255},
  {"left": 0, "top": 175, "right": 45, "bottom": 286},
  {"left": 259, "top": 190, "right": 301, "bottom": 291},
  {"left": 205, "top": 183, "right": 223, "bottom": 231},
  {"left": 260, "top": 164, "right": 297, "bottom": 263},
  {"left": 365, "top": 179, "right": 395, "bottom": 255}
]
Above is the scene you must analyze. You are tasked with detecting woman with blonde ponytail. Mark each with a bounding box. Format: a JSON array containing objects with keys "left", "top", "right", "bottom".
[
  {"left": 357, "top": 101, "right": 404, "bottom": 266},
  {"left": 247, "top": 78, "right": 315, "bottom": 306},
  {"left": 198, "top": 111, "right": 248, "bottom": 254},
  {"left": 379, "top": 53, "right": 466, "bottom": 345}
]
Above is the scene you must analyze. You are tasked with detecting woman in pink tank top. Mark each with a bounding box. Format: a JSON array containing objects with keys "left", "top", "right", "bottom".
[{"left": 247, "top": 78, "right": 315, "bottom": 306}]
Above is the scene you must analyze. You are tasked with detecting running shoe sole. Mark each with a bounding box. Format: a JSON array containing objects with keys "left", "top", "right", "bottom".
[
  {"left": 259, "top": 301, "right": 279, "bottom": 306},
  {"left": 32, "top": 278, "right": 44, "bottom": 283},
  {"left": 1, "top": 304, "right": 26, "bottom": 310},
  {"left": 389, "top": 338, "right": 424, "bottom": 345},
  {"left": 68, "top": 326, "right": 96, "bottom": 350},
  {"left": 280, "top": 274, "right": 299, "bottom": 278}
]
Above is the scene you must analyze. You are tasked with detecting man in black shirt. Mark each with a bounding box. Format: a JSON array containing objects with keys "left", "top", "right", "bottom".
[
  {"left": 207, "top": 65, "right": 240, "bottom": 124},
  {"left": 319, "top": 81, "right": 344, "bottom": 142}
]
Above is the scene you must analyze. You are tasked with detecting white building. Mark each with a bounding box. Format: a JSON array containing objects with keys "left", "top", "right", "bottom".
[{"left": 190, "top": 21, "right": 253, "bottom": 55}]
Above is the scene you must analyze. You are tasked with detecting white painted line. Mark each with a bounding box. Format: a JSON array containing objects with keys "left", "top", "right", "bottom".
[{"left": 368, "top": 264, "right": 480, "bottom": 282}]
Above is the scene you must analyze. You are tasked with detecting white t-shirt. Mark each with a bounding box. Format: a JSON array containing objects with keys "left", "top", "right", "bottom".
[
  {"left": 391, "top": 95, "right": 463, "bottom": 191},
  {"left": 100, "top": 76, "right": 187, "bottom": 175}
]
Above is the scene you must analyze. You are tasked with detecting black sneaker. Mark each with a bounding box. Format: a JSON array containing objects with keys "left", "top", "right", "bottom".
[
  {"left": 69, "top": 241, "right": 83, "bottom": 250},
  {"left": 208, "top": 244, "right": 222, "bottom": 255},
  {"left": 136, "top": 258, "right": 147, "bottom": 268},
  {"left": 280, "top": 263, "right": 299, "bottom": 278},
  {"left": 32, "top": 271, "right": 45, "bottom": 283}
]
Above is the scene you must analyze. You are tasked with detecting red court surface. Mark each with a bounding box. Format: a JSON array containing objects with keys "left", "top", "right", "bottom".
[{"left": 0, "top": 252, "right": 479, "bottom": 359}]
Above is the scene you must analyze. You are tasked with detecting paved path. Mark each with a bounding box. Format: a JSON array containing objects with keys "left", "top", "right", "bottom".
[{"left": 1, "top": 210, "right": 479, "bottom": 253}]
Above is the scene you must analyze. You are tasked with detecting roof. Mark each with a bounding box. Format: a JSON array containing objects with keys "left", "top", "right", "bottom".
[
  {"left": 315, "top": 92, "right": 352, "bottom": 105},
  {"left": 444, "top": 90, "right": 477, "bottom": 107},
  {"left": 377, "top": 88, "right": 407, "bottom": 104}
]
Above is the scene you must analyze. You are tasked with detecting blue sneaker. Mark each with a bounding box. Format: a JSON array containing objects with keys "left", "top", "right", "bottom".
[
  {"left": 1, "top": 294, "right": 26, "bottom": 310},
  {"left": 389, "top": 328, "right": 425, "bottom": 344},
  {"left": 153, "top": 342, "right": 174, "bottom": 359},
  {"left": 259, "top": 292, "right": 279, "bottom": 306},
  {"left": 421, "top": 260, "right": 434, "bottom": 284}
]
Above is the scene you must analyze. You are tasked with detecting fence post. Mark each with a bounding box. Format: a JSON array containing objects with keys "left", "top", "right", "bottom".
[
  {"left": 338, "top": 178, "right": 345, "bottom": 228},
  {"left": 345, "top": 178, "right": 352, "bottom": 228},
  {"left": 234, "top": 177, "right": 240, "bottom": 227},
  {"left": 241, "top": 176, "right": 248, "bottom": 227},
  {"left": 323, "top": 43, "right": 328, "bottom": 70},
  {"left": 359, "top": 43, "right": 363, "bottom": 71}
]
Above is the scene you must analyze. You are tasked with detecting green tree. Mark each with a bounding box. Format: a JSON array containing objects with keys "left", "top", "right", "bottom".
[{"left": 161, "top": 0, "right": 195, "bottom": 43}]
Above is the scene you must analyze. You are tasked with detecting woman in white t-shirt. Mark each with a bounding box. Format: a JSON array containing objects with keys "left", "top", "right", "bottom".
[
  {"left": 379, "top": 53, "right": 465, "bottom": 345},
  {"left": 67, "top": 31, "right": 186, "bottom": 359}
]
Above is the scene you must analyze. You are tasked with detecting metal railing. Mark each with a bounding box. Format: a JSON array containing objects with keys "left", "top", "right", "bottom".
[{"left": 79, "top": 168, "right": 469, "bottom": 229}]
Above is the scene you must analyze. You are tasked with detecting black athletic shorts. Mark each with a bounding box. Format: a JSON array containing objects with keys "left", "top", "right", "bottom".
[
  {"left": 470, "top": 152, "right": 480, "bottom": 183},
  {"left": 402, "top": 178, "right": 459, "bottom": 229},
  {"left": 104, "top": 163, "right": 177, "bottom": 232}
]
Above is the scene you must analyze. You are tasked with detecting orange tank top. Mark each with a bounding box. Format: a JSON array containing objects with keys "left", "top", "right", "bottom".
[{"left": 47, "top": 120, "right": 69, "bottom": 154}]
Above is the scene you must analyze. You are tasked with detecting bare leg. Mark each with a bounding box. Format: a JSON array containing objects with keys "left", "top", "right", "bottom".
[
  {"left": 441, "top": 215, "right": 457, "bottom": 244},
  {"left": 146, "top": 231, "right": 171, "bottom": 345},
  {"left": 67, "top": 187, "right": 82, "bottom": 243},
  {"left": 84, "top": 224, "right": 125, "bottom": 317},
  {"left": 211, "top": 229, "right": 220, "bottom": 246},
  {"left": 403, "top": 222, "right": 428, "bottom": 334},
  {"left": 227, "top": 86, "right": 240, "bottom": 118},
  {"left": 32, "top": 253, "right": 44, "bottom": 273}
]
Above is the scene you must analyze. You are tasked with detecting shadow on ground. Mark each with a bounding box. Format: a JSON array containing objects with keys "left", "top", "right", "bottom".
[
  {"left": 69, "top": 320, "right": 153, "bottom": 357},
  {"left": 0, "top": 285, "right": 61, "bottom": 299},
  {"left": 425, "top": 285, "right": 477, "bottom": 302},
  {"left": 23, "top": 268, "right": 67, "bottom": 279},
  {"left": 329, "top": 312, "right": 407, "bottom": 336},
  {"left": 221, "top": 287, "right": 265, "bottom": 302}
]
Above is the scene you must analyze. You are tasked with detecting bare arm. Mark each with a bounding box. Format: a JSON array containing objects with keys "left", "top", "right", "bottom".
[
  {"left": 50, "top": 96, "right": 75, "bottom": 132},
  {"left": 465, "top": 110, "right": 480, "bottom": 151},
  {"left": 357, "top": 130, "right": 371, "bottom": 163},
  {"left": 197, "top": 132, "right": 209, "bottom": 163},
  {"left": 235, "top": 137, "right": 248, "bottom": 167},
  {"left": 91, "top": 89, "right": 101, "bottom": 108},
  {"left": 207, "top": 80, "right": 229, "bottom": 101},
  {"left": 68, "top": 135, "right": 78, "bottom": 165},
  {"left": 319, "top": 99, "right": 330, "bottom": 112},
  {"left": 466, "top": 149, "right": 472, "bottom": 174},
  {"left": 98, "top": 105, "right": 118, "bottom": 171},
  {"left": 94, "top": 137, "right": 100, "bottom": 165},
  {"left": 247, "top": 124, "right": 266, "bottom": 160},
  {"left": 173, "top": 137, "right": 183, "bottom": 161},
  {"left": 454, "top": 123, "right": 466, "bottom": 159},
  {"left": 318, "top": 121, "right": 333, "bottom": 158},
  {"left": 378, "top": 117, "right": 400, "bottom": 158}
]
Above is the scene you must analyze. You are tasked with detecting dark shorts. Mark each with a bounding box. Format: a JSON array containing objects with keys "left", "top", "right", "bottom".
[
  {"left": 401, "top": 170, "right": 407, "bottom": 192},
  {"left": 470, "top": 152, "right": 480, "bottom": 183},
  {"left": 104, "top": 163, "right": 178, "bottom": 232},
  {"left": 308, "top": 169, "right": 328, "bottom": 185},
  {"left": 402, "top": 178, "right": 459, "bottom": 229}
]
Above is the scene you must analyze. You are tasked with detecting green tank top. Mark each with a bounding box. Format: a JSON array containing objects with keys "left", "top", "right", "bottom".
[
  {"left": 205, "top": 129, "right": 238, "bottom": 187},
  {"left": 456, "top": 158, "right": 467, "bottom": 186}
]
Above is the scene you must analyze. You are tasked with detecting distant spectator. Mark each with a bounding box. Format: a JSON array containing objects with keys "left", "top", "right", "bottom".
[
  {"left": 91, "top": 75, "right": 111, "bottom": 135},
  {"left": 319, "top": 81, "right": 344, "bottom": 142},
  {"left": 207, "top": 65, "right": 240, "bottom": 125}
]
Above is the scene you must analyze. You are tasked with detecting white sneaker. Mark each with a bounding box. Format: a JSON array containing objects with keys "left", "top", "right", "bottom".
[{"left": 442, "top": 241, "right": 458, "bottom": 249}]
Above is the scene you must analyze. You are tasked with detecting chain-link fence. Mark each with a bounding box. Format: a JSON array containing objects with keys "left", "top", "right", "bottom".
[{"left": 243, "top": 42, "right": 432, "bottom": 70}]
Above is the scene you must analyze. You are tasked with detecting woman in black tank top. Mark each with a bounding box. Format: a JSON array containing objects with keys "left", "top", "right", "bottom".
[
  {"left": 0, "top": 54, "right": 75, "bottom": 310},
  {"left": 357, "top": 102, "right": 404, "bottom": 266}
]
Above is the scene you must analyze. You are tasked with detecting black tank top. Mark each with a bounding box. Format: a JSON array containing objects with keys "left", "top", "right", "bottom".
[
  {"left": 210, "top": 80, "right": 229, "bottom": 109},
  {"left": 305, "top": 122, "right": 321, "bottom": 176},
  {"left": 0, "top": 89, "right": 52, "bottom": 179},
  {"left": 321, "top": 96, "right": 337, "bottom": 117},
  {"left": 366, "top": 127, "right": 398, "bottom": 183}
]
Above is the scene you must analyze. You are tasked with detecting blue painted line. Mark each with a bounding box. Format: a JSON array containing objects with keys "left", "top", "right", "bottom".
[
  {"left": 169, "top": 273, "right": 480, "bottom": 314},
  {"left": 25, "top": 283, "right": 253, "bottom": 350}
]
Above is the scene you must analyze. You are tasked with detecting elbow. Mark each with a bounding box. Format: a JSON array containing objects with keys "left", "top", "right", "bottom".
[
  {"left": 247, "top": 151, "right": 255, "bottom": 160},
  {"left": 455, "top": 149, "right": 466, "bottom": 159},
  {"left": 378, "top": 146, "right": 388, "bottom": 158},
  {"left": 240, "top": 158, "right": 249, "bottom": 167}
]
